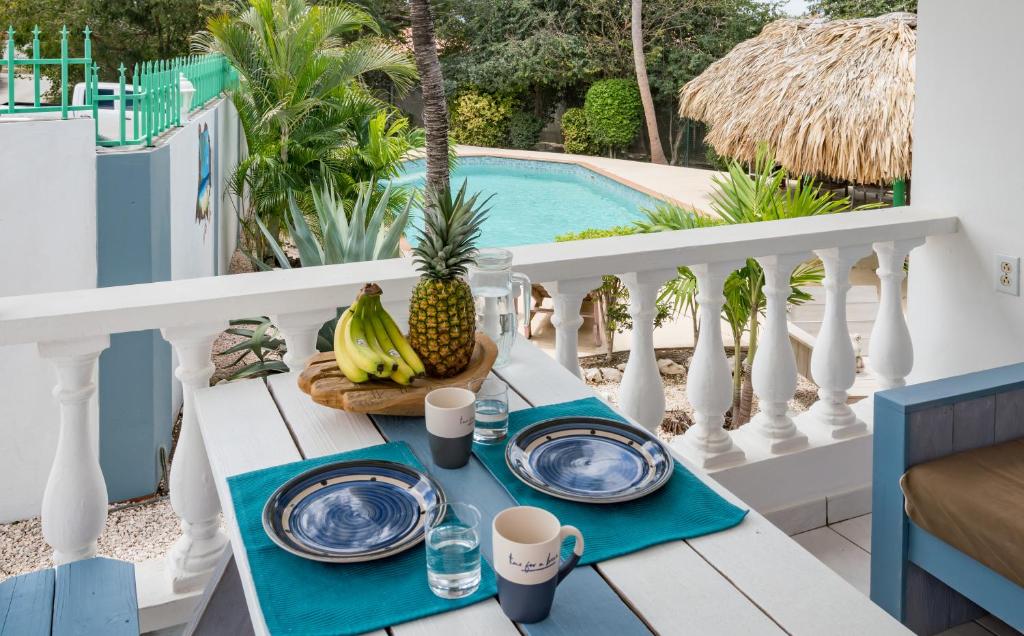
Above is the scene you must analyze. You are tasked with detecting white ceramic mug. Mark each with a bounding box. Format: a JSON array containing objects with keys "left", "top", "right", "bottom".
[
  {"left": 492, "top": 506, "right": 585, "bottom": 623},
  {"left": 424, "top": 387, "right": 476, "bottom": 469}
]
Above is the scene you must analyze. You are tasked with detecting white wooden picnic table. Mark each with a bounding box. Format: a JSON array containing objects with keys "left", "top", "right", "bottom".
[{"left": 195, "top": 337, "right": 909, "bottom": 636}]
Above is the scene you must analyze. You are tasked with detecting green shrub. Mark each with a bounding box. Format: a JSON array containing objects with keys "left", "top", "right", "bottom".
[
  {"left": 450, "top": 90, "right": 515, "bottom": 147},
  {"left": 584, "top": 79, "right": 642, "bottom": 154},
  {"left": 507, "top": 111, "right": 545, "bottom": 149},
  {"left": 560, "top": 107, "right": 595, "bottom": 155},
  {"left": 555, "top": 226, "right": 669, "bottom": 357}
]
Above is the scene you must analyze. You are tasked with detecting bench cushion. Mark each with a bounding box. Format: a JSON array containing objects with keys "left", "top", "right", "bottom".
[{"left": 901, "top": 438, "right": 1024, "bottom": 588}]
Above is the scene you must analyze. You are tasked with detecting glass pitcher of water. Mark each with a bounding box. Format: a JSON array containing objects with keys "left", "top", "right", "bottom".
[{"left": 469, "top": 248, "right": 531, "bottom": 368}]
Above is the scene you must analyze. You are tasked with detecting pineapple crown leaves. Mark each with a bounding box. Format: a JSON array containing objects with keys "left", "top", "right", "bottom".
[{"left": 412, "top": 180, "right": 491, "bottom": 280}]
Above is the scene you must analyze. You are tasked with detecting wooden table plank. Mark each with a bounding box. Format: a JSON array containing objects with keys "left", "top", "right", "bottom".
[
  {"left": 196, "top": 379, "right": 303, "bottom": 636},
  {"left": 266, "top": 373, "right": 517, "bottom": 636},
  {"left": 53, "top": 557, "right": 139, "bottom": 636},
  {"left": 495, "top": 337, "right": 910, "bottom": 636},
  {"left": 0, "top": 568, "right": 53, "bottom": 636}
]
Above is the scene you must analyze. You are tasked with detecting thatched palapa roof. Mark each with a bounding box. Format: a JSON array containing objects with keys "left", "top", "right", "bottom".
[{"left": 679, "top": 12, "right": 915, "bottom": 185}]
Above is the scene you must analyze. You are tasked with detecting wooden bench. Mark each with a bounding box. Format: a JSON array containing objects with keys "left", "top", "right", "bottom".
[
  {"left": 0, "top": 557, "right": 138, "bottom": 635},
  {"left": 872, "top": 362, "right": 1024, "bottom": 635}
]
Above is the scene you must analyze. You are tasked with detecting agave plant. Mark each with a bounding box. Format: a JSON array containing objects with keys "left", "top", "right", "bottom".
[
  {"left": 635, "top": 146, "right": 853, "bottom": 425},
  {"left": 252, "top": 181, "right": 412, "bottom": 270}
]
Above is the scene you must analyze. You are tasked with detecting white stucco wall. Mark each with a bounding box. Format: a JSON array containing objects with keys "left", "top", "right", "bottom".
[
  {"left": 907, "top": 0, "right": 1024, "bottom": 381},
  {"left": 169, "top": 107, "right": 219, "bottom": 281},
  {"left": 0, "top": 117, "right": 97, "bottom": 522}
]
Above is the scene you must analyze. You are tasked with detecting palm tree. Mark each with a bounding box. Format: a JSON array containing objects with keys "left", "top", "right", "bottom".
[
  {"left": 631, "top": 0, "right": 667, "bottom": 164},
  {"left": 195, "top": 0, "right": 418, "bottom": 261},
  {"left": 409, "top": 0, "right": 450, "bottom": 195}
]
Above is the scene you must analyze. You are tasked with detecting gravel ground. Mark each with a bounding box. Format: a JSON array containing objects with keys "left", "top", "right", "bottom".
[{"left": 580, "top": 347, "right": 819, "bottom": 442}]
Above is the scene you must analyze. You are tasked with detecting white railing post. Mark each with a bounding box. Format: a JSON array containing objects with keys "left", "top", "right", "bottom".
[
  {"left": 161, "top": 322, "right": 229, "bottom": 593},
  {"left": 808, "top": 246, "right": 871, "bottom": 439},
  {"left": 619, "top": 269, "right": 677, "bottom": 431},
  {"left": 546, "top": 278, "right": 602, "bottom": 378},
  {"left": 675, "top": 262, "right": 745, "bottom": 469},
  {"left": 869, "top": 239, "right": 924, "bottom": 390},
  {"left": 37, "top": 335, "right": 110, "bottom": 565},
  {"left": 272, "top": 308, "right": 337, "bottom": 370},
  {"left": 749, "top": 254, "right": 809, "bottom": 453}
]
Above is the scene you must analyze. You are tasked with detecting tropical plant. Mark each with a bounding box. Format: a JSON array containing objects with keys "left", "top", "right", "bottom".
[
  {"left": 560, "top": 107, "right": 594, "bottom": 155},
  {"left": 507, "top": 110, "right": 545, "bottom": 150},
  {"left": 635, "top": 148, "right": 852, "bottom": 424},
  {"left": 194, "top": 0, "right": 418, "bottom": 262},
  {"left": 219, "top": 317, "right": 289, "bottom": 380},
  {"left": 409, "top": 0, "right": 450, "bottom": 195},
  {"left": 584, "top": 79, "right": 642, "bottom": 155},
  {"left": 555, "top": 226, "right": 670, "bottom": 359},
  {"left": 449, "top": 90, "right": 515, "bottom": 147},
  {"left": 631, "top": 0, "right": 666, "bottom": 164},
  {"left": 408, "top": 182, "right": 490, "bottom": 377},
  {"left": 253, "top": 182, "right": 411, "bottom": 270}
]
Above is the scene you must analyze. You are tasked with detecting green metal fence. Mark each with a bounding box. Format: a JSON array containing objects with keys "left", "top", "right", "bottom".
[{"left": 4, "top": 25, "right": 234, "bottom": 147}]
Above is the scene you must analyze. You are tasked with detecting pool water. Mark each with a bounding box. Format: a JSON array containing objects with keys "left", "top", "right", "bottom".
[{"left": 391, "top": 157, "right": 661, "bottom": 248}]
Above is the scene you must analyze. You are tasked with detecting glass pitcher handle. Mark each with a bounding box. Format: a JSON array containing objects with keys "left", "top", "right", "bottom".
[{"left": 511, "top": 272, "right": 531, "bottom": 336}]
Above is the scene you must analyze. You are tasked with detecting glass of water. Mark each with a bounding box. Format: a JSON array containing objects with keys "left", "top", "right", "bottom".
[
  {"left": 426, "top": 502, "right": 482, "bottom": 599},
  {"left": 474, "top": 377, "right": 509, "bottom": 443}
]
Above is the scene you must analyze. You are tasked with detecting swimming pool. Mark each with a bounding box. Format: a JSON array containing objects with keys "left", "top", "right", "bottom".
[{"left": 391, "top": 157, "right": 662, "bottom": 247}]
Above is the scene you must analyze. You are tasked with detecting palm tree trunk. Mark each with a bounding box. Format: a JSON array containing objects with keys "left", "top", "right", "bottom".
[
  {"left": 631, "top": 0, "right": 667, "bottom": 165},
  {"left": 409, "top": 0, "right": 450, "bottom": 195}
]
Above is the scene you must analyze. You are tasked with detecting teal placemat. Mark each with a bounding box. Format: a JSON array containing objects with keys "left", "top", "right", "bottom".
[
  {"left": 228, "top": 442, "right": 497, "bottom": 636},
  {"left": 473, "top": 398, "right": 747, "bottom": 566}
]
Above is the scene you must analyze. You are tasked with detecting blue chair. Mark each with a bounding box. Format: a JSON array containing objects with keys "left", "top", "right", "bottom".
[
  {"left": 872, "top": 363, "right": 1024, "bottom": 635},
  {"left": 0, "top": 557, "right": 138, "bottom": 635}
]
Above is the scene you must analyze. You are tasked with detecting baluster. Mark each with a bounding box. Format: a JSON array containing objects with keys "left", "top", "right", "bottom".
[
  {"left": 808, "top": 246, "right": 871, "bottom": 439},
  {"left": 676, "top": 262, "right": 745, "bottom": 469},
  {"left": 161, "top": 322, "right": 228, "bottom": 592},
  {"left": 546, "top": 277, "right": 602, "bottom": 378},
  {"left": 619, "top": 269, "right": 676, "bottom": 431},
  {"left": 749, "top": 254, "right": 808, "bottom": 452},
  {"left": 869, "top": 239, "right": 924, "bottom": 390},
  {"left": 37, "top": 335, "right": 110, "bottom": 565},
  {"left": 273, "top": 309, "right": 337, "bottom": 370}
]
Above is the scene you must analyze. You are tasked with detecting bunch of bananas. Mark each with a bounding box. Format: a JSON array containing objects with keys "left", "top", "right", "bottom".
[{"left": 334, "top": 285, "right": 426, "bottom": 386}]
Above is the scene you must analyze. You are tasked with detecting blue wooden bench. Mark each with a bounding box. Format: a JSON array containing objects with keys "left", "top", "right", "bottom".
[
  {"left": 872, "top": 362, "right": 1024, "bottom": 635},
  {"left": 0, "top": 557, "right": 138, "bottom": 635}
]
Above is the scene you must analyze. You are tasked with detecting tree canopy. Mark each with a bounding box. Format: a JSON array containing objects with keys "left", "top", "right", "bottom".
[{"left": 807, "top": 0, "right": 916, "bottom": 19}]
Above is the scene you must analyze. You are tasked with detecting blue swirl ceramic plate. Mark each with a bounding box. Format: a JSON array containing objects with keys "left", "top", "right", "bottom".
[
  {"left": 262, "top": 460, "right": 446, "bottom": 563},
  {"left": 506, "top": 416, "right": 673, "bottom": 503}
]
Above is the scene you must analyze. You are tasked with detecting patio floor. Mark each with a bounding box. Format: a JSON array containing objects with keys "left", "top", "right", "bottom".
[{"left": 795, "top": 514, "right": 1022, "bottom": 636}]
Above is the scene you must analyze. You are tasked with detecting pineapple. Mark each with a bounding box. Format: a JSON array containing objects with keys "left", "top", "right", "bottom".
[{"left": 408, "top": 182, "right": 490, "bottom": 377}]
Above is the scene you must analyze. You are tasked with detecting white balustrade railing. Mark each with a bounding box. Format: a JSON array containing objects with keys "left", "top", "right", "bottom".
[{"left": 0, "top": 207, "right": 956, "bottom": 595}]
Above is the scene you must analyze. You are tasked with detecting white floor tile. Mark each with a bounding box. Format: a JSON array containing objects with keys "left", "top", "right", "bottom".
[
  {"left": 792, "top": 527, "right": 871, "bottom": 596},
  {"left": 830, "top": 513, "right": 872, "bottom": 553}
]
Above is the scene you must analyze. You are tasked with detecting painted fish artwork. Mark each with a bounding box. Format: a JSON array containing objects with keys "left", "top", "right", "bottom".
[{"left": 196, "top": 123, "right": 212, "bottom": 233}]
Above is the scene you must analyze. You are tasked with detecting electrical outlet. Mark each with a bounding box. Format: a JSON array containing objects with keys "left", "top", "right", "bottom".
[{"left": 996, "top": 255, "right": 1020, "bottom": 295}]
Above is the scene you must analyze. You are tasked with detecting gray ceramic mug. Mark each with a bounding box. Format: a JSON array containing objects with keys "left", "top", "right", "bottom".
[
  {"left": 424, "top": 387, "right": 476, "bottom": 469},
  {"left": 492, "top": 506, "right": 585, "bottom": 623}
]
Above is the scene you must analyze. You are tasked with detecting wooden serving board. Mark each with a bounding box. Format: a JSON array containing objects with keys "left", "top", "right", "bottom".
[{"left": 297, "top": 333, "right": 498, "bottom": 416}]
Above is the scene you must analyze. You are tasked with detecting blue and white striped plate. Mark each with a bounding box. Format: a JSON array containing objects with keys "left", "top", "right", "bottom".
[
  {"left": 262, "top": 460, "right": 446, "bottom": 563},
  {"left": 505, "top": 417, "right": 673, "bottom": 503}
]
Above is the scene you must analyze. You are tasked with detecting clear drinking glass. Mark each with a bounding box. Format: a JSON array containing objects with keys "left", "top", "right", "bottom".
[
  {"left": 474, "top": 377, "right": 509, "bottom": 443},
  {"left": 426, "top": 502, "right": 482, "bottom": 599}
]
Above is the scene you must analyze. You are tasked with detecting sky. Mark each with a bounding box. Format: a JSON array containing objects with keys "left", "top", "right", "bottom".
[{"left": 779, "top": 0, "right": 809, "bottom": 15}]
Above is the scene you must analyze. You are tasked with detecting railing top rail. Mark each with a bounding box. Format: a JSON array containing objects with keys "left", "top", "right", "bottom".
[{"left": 0, "top": 207, "right": 956, "bottom": 346}]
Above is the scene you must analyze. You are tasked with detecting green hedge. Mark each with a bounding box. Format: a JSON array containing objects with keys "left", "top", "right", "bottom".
[
  {"left": 584, "top": 79, "right": 642, "bottom": 153},
  {"left": 508, "top": 111, "right": 545, "bottom": 149},
  {"left": 450, "top": 90, "right": 515, "bottom": 147},
  {"left": 560, "top": 107, "right": 595, "bottom": 155}
]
